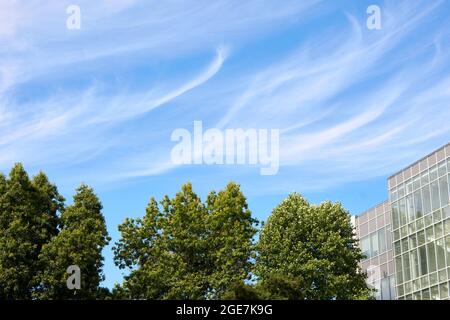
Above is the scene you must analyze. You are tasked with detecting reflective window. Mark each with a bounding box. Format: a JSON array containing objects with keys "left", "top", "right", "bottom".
[
  {"left": 427, "top": 242, "right": 437, "bottom": 273},
  {"left": 422, "top": 288, "right": 430, "bottom": 300},
  {"left": 378, "top": 228, "right": 387, "bottom": 253},
  {"left": 440, "top": 283, "right": 449, "bottom": 299},
  {"left": 396, "top": 256, "right": 403, "bottom": 284},
  {"left": 410, "top": 249, "right": 420, "bottom": 279},
  {"left": 445, "top": 236, "right": 450, "bottom": 267},
  {"left": 406, "top": 194, "right": 415, "bottom": 222},
  {"left": 431, "top": 286, "right": 439, "bottom": 299},
  {"left": 392, "top": 202, "right": 399, "bottom": 229},
  {"left": 439, "top": 176, "right": 449, "bottom": 207},
  {"left": 430, "top": 181, "right": 441, "bottom": 211},
  {"left": 371, "top": 232, "right": 379, "bottom": 257},
  {"left": 436, "top": 238, "right": 446, "bottom": 270},
  {"left": 435, "top": 222, "right": 443, "bottom": 239},
  {"left": 401, "top": 238, "right": 409, "bottom": 252},
  {"left": 417, "top": 230, "right": 425, "bottom": 246},
  {"left": 361, "top": 236, "right": 370, "bottom": 260},
  {"left": 419, "top": 246, "right": 428, "bottom": 276},
  {"left": 394, "top": 241, "right": 401, "bottom": 256},
  {"left": 426, "top": 226, "right": 434, "bottom": 242},
  {"left": 386, "top": 226, "right": 393, "bottom": 250},
  {"left": 444, "top": 218, "right": 450, "bottom": 235},
  {"left": 403, "top": 253, "right": 411, "bottom": 282},
  {"left": 422, "top": 185, "right": 432, "bottom": 215},
  {"left": 438, "top": 162, "right": 447, "bottom": 177},
  {"left": 413, "top": 176, "right": 421, "bottom": 191},
  {"left": 421, "top": 172, "right": 429, "bottom": 186},
  {"left": 398, "top": 186, "right": 405, "bottom": 198},
  {"left": 399, "top": 198, "right": 407, "bottom": 226},
  {"left": 409, "top": 234, "right": 417, "bottom": 248},
  {"left": 414, "top": 190, "right": 423, "bottom": 218},
  {"left": 381, "top": 277, "right": 391, "bottom": 300},
  {"left": 430, "top": 166, "right": 438, "bottom": 181}
]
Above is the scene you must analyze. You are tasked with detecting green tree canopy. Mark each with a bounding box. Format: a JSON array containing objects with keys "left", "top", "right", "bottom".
[
  {"left": 113, "top": 182, "right": 258, "bottom": 299},
  {"left": 255, "top": 193, "right": 370, "bottom": 300},
  {"left": 0, "top": 164, "right": 64, "bottom": 299},
  {"left": 33, "top": 184, "right": 110, "bottom": 299}
]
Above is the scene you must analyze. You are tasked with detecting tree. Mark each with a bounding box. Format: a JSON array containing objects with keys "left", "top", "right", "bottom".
[
  {"left": 0, "top": 164, "right": 64, "bottom": 299},
  {"left": 33, "top": 184, "right": 110, "bottom": 299},
  {"left": 205, "top": 182, "right": 258, "bottom": 298},
  {"left": 113, "top": 182, "right": 258, "bottom": 299},
  {"left": 255, "top": 193, "right": 371, "bottom": 300}
]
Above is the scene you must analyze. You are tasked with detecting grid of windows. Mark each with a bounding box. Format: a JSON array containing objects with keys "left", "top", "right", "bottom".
[
  {"left": 389, "top": 153, "right": 450, "bottom": 300},
  {"left": 355, "top": 202, "right": 396, "bottom": 300}
]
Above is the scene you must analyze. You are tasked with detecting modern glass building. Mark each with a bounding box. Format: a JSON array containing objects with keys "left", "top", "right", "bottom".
[
  {"left": 354, "top": 201, "right": 396, "bottom": 300},
  {"left": 354, "top": 142, "right": 450, "bottom": 300}
]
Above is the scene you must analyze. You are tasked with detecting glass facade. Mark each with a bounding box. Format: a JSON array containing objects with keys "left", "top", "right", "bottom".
[
  {"left": 355, "top": 202, "right": 396, "bottom": 300},
  {"left": 388, "top": 145, "right": 450, "bottom": 300},
  {"left": 355, "top": 143, "right": 450, "bottom": 300}
]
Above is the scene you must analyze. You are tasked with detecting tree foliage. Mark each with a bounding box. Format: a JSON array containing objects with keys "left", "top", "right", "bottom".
[
  {"left": 34, "top": 184, "right": 111, "bottom": 299},
  {"left": 255, "top": 193, "right": 371, "bottom": 300},
  {"left": 0, "top": 163, "right": 371, "bottom": 300},
  {"left": 0, "top": 164, "right": 64, "bottom": 299},
  {"left": 0, "top": 164, "right": 109, "bottom": 299},
  {"left": 113, "top": 182, "right": 258, "bottom": 299}
]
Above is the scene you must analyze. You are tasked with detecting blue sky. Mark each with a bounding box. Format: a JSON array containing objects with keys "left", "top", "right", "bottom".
[{"left": 1, "top": 0, "right": 450, "bottom": 289}]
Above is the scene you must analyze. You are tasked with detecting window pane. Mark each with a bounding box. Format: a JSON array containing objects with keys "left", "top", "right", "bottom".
[
  {"left": 401, "top": 238, "right": 409, "bottom": 252},
  {"left": 361, "top": 236, "right": 371, "bottom": 259},
  {"left": 406, "top": 194, "right": 415, "bottom": 222},
  {"left": 378, "top": 228, "right": 387, "bottom": 254},
  {"left": 394, "top": 241, "right": 401, "bottom": 256},
  {"left": 403, "top": 253, "right": 411, "bottom": 282},
  {"left": 439, "top": 163, "right": 447, "bottom": 177},
  {"left": 399, "top": 198, "right": 407, "bottom": 226},
  {"left": 431, "top": 181, "right": 441, "bottom": 211},
  {"left": 440, "top": 283, "right": 449, "bottom": 299},
  {"left": 422, "top": 288, "right": 430, "bottom": 300},
  {"left": 417, "top": 230, "right": 425, "bottom": 246},
  {"left": 445, "top": 236, "right": 450, "bottom": 268},
  {"left": 439, "top": 283, "right": 449, "bottom": 299},
  {"left": 414, "top": 190, "right": 423, "bottom": 218},
  {"left": 439, "top": 176, "right": 450, "bottom": 207},
  {"left": 422, "top": 172, "right": 429, "bottom": 185},
  {"left": 371, "top": 232, "right": 379, "bottom": 257},
  {"left": 425, "top": 214, "right": 433, "bottom": 227},
  {"left": 413, "top": 176, "right": 421, "bottom": 191},
  {"left": 422, "top": 185, "right": 432, "bottom": 215},
  {"left": 409, "top": 234, "right": 417, "bottom": 249},
  {"left": 389, "top": 276, "right": 396, "bottom": 298},
  {"left": 431, "top": 285, "right": 439, "bottom": 300},
  {"left": 410, "top": 249, "right": 420, "bottom": 279},
  {"left": 444, "top": 206, "right": 450, "bottom": 219},
  {"left": 444, "top": 218, "right": 450, "bottom": 235},
  {"left": 419, "top": 245, "right": 428, "bottom": 276},
  {"left": 435, "top": 222, "right": 443, "bottom": 239},
  {"left": 392, "top": 202, "right": 400, "bottom": 229},
  {"left": 436, "top": 238, "right": 446, "bottom": 270},
  {"left": 386, "top": 226, "right": 393, "bottom": 250},
  {"left": 381, "top": 277, "right": 391, "bottom": 300},
  {"left": 427, "top": 242, "right": 437, "bottom": 273},
  {"left": 398, "top": 186, "right": 405, "bottom": 198},
  {"left": 426, "top": 226, "right": 435, "bottom": 242},
  {"left": 430, "top": 166, "right": 438, "bottom": 181},
  {"left": 395, "top": 256, "right": 403, "bottom": 284}
]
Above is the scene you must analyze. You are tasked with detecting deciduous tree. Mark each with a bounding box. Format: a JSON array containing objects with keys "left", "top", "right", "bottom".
[{"left": 255, "top": 193, "right": 371, "bottom": 300}]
